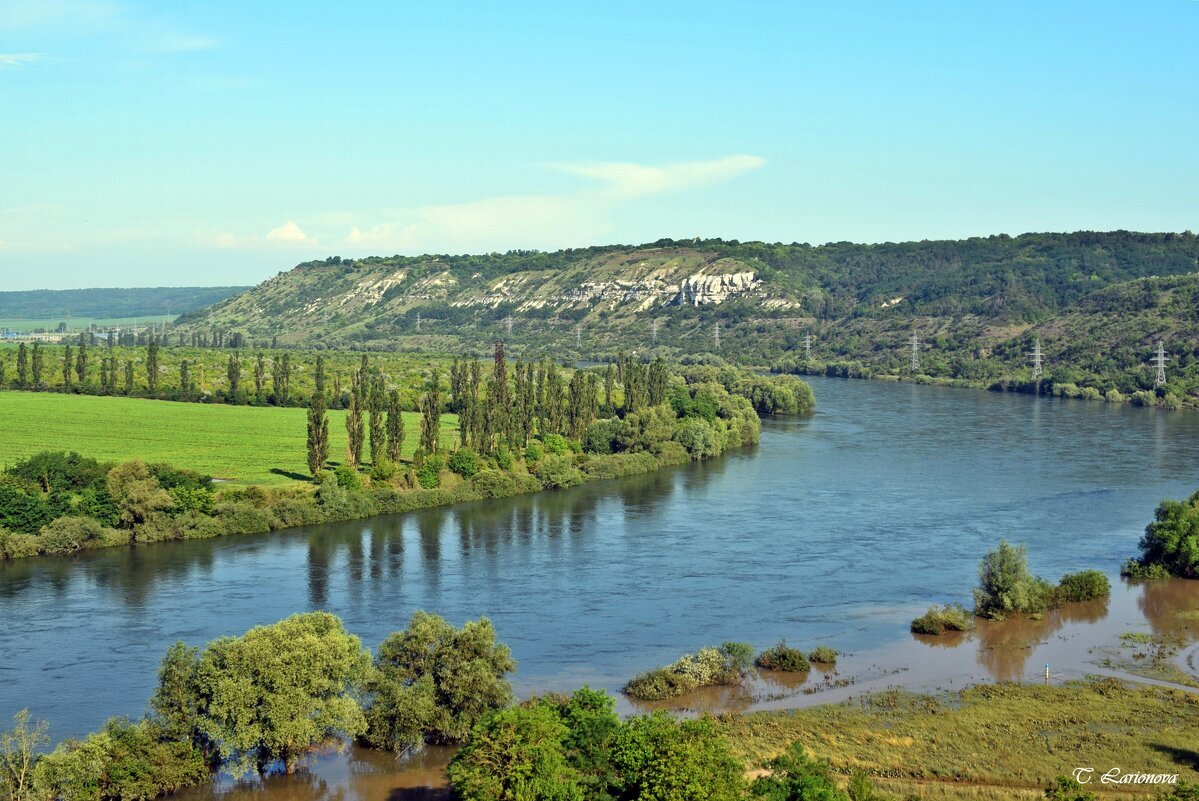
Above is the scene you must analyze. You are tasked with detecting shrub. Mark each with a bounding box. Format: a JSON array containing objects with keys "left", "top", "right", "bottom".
[
  {"left": 523, "top": 441, "right": 545, "bottom": 463},
  {"left": 674, "top": 417, "right": 721, "bottom": 460},
  {"left": 334, "top": 464, "right": 362, "bottom": 490},
  {"left": 494, "top": 448, "right": 513, "bottom": 470},
  {"left": 809, "top": 645, "right": 838, "bottom": 665},
  {"left": 623, "top": 668, "right": 698, "bottom": 701},
  {"left": 1044, "top": 775, "right": 1097, "bottom": 801},
  {"left": 542, "top": 433, "right": 570, "bottom": 455},
  {"left": 580, "top": 452, "right": 659, "bottom": 480},
  {"left": 1053, "top": 570, "right": 1111, "bottom": 604},
  {"left": 416, "top": 454, "right": 444, "bottom": 489},
  {"left": 750, "top": 742, "right": 847, "bottom": 801},
  {"left": 1104, "top": 388, "right": 1125, "bottom": 403},
  {"left": 470, "top": 470, "right": 518, "bottom": 499},
  {"left": 0, "top": 530, "right": 42, "bottom": 560},
  {"left": 625, "top": 644, "right": 752, "bottom": 700},
  {"left": 755, "top": 641, "right": 810, "bottom": 672},
  {"left": 653, "top": 441, "right": 690, "bottom": 466},
  {"left": 447, "top": 705, "right": 580, "bottom": 801},
  {"left": 533, "top": 455, "right": 584, "bottom": 489},
  {"left": 213, "top": 502, "right": 276, "bottom": 536},
  {"left": 39, "top": 516, "right": 105, "bottom": 555},
  {"left": 582, "top": 419, "right": 621, "bottom": 455},
  {"left": 447, "top": 449, "right": 480, "bottom": 478},
  {"left": 910, "top": 603, "right": 975, "bottom": 635},
  {"left": 973, "top": 540, "right": 1053, "bottom": 619},
  {"left": 6, "top": 451, "right": 106, "bottom": 493},
  {"left": 369, "top": 456, "right": 398, "bottom": 482}
]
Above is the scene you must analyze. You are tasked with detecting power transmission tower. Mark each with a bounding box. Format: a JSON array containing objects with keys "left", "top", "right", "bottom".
[
  {"left": 1152, "top": 341, "right": 1169, "bottom": 388},
  {"left": 576, "top": 322, "right": 582, "bottom": 348},
  {"left": 1030, "top": 335, "right": 1044, "bottom": 385},
  {"left": 714, "top": 323, "right": 721, "bottom": 349},
  {"left": 651, "top": 318, "right": 658, "bottom": 345},
  {"left": 909, "top": 331, "right": 920, "bottom": 373},
  {"left": 505, "top": 314, "right": 513, "bottom": 336},
  {"left": 804, "top": 332, "right": 812, "bottom": 360}
]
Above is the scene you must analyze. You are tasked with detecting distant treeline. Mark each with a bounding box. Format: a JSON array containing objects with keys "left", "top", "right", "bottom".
[{"left": 0, "top": 286, "right": 247, "bottom": 320}]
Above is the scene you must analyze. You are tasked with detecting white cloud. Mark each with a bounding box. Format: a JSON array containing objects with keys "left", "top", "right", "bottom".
[
  {"left": 551, "top": 154, "right": 766, "bottom": 198},
  {"left": 341, "top": 154, "right": 765, "bottom": 254},
  {"left": 266, "top": 221, "right": 313, "bottom": 243},
  {"left": 0, "top": 53, "right": 44, "bottom": 68}
]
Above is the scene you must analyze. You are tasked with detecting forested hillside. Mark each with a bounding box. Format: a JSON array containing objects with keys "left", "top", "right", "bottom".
[
  {"left": 172, "top": 231, "right": 1199, "bottom": 403},
  {"left": 0, "top": 286, "right": 248, "bottom": 320}
]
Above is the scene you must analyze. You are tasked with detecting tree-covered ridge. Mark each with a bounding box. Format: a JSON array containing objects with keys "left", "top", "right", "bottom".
[{"left": 0, "top": 287, "right": 248, "bottom": 319}]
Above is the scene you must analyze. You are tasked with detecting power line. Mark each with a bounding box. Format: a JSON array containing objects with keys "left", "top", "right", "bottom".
[{"left": 1152, "top": 340, "right": 1169, "bottom": 388}]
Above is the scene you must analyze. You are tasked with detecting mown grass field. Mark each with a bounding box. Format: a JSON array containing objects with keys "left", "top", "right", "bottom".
[
  {"left": 724, "top": 680, "right": 1199, "bottom": 799},
  {"left": 0, "top": 391, "right": 458, "bottom": 486}
]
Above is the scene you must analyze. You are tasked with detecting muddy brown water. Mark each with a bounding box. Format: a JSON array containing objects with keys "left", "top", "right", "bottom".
[{"left": 3, "top": 376, "right": 1199, "bottom": 799}]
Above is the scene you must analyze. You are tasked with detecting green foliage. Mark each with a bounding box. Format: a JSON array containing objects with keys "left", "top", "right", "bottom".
[
  {"left": 755, "top": 642, "right": 811, "bottom": 673},
  {"left": 1, "top": 709, "right": 49, "bottom": 801},
  {"left": 612, "top": 713, "right": 746, "bottom": 801},
  {"left": 910, "top": 603, "right": 975, "bottom": 635},
  {"left": 39, "top": 516, "right": 106, "bottom": 555},
  {"left": 534, "top": 455, "right": 585, "bottom": 490},
  {"left": 524, "top": 441, "right": 545, "bottom": 463},
  {"left": 674, "top": 417, "right": 720, "bottom": 460},
  {"left": 582, "top": 419, "right": 621, "bottom": 455},
  {"left": 192, "top": 612, "right": 369, "bottom": 776},
  {"left": 808, "top": 646, "right": 838, "bottom": 665},
  {"left": 0, "top": 482, "right": 52, "bottom": 534},
  {"left": 1052, "top": 570, "right": 1111, "bottom": 604},
  {"left": 749, "top": 742, "right": 848, "bottom": 801},
  {"left": 447, "top": 705, "right": 583, "bottom": 801},
  {"left": 1123, "top": 490, "right": 1199, "bottom": 579},
  {"left": 369, "top": 456, "right": 398, "bottom": 482},
  {"left": 5, "top": 451, "right": 106, "bottom": 494},
  {"left": 333, "top": 463, "right": 361, "bottom": 490},
  {"left": 542, "top": 433, "right": 570, "bottom": 455},
  {"left": 362, "top": 611, "right": 515, "bottom": 751},
  {"left": 448, "top": 448, "right": 481, "bottom": 478},
  {"left": 416, "top": 453, "right": 444, "bottom": 489},
  {"left": 972, "top": 540, "right": 1053, "bottom": 620},
  {"left": 106, "top": 460, "right": 174, "bottom": 529},
  {"left": 624, "top": 644, "right": 752, "bottom": 700},
  {"left": 1044, "top": 776, "right": 1097, "bottom": 801}
]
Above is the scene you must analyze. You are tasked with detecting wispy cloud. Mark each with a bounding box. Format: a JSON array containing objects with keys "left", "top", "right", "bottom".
[
  {"left": 212, "top": 222, "right": 320, "bottom": 250},
  {"left": 0, "top": 53, "right": 45, "bottom": 68},
  {"left": 550, "top": 154, "right": 766, "bottom": 199},
  {"left": 339, "top": 154, "right": 766, "bottom": 254},
  {"left": 151, "top": 32, "right": 223, "bottom": 53}
]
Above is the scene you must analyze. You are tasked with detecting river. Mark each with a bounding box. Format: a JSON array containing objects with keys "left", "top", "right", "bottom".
[{"left": 2, "top": 377, "right": 1199, "bottom": 795}]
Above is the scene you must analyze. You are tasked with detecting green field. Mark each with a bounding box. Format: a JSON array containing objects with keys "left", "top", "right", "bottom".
[{"left": 0, "top": 391, "right": 458, "bottom": 486}]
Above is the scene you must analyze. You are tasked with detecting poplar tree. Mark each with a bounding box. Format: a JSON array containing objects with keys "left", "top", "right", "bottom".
[
  {"left": 146, "top": 341, "right": 160, "bottom": 393},
  {"left": 75, "top": 342, "right": 88, "bottom": 386},
  {"left": 62, "top": 345, "right": 73, "bottom": 389},
  {"left": 418, "top": 369, "right": 442, "bottom": 455},
  {"left": 31, "top": 343, "right": 44, "bottom": 389},
  {"left": 254, "top": 354, "right": 266, "bottom": 403},
  {"left": 124, "top": 360, "right": 134, "bottom": 394},
  {"left": 604, "top": 363, "right": 615, "bottom": 410},
  {"left": 272, "top": 355, "right": 290, "bottom": 405},
  {"left": 16, "top": 343, "right": 28, "bottom": 388},
  {"left": 226, "top": 353, "right": 241, "bottom": 399},
  {"left": 512, "top": 360, "right": 529, "bottom": 447},
  {"left": 307, "top": 356, "right": 329, "bottom": 477},
  {"left": 0, "top": 359, "right": 5, "bottom": 389},
  {"left": 180, "top": 360, "right": 191, "bottom": 397},
  {"left": 346, "top": 390, "right": 365, "bottom": 468},
  {"left": 386, "top": 388, "right": 404, "bottom": 462},
  {"left": 649, "top": 358, "right": 669, "bottom": 406},
  {"left": 368, "top": 372, "right": 386, "bottom": 464},
  {"left": 489, "top": 342, "right": 513, "bottom": 451}
]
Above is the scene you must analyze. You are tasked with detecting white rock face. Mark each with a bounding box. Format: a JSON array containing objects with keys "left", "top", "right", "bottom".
[{"left": 671, "top": 272, "right": 761, "bottom": 306}]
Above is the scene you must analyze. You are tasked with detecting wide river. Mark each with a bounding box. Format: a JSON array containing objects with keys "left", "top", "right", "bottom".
[{"left": 3, "top": 377, "right": 1199, "bottom": 755}]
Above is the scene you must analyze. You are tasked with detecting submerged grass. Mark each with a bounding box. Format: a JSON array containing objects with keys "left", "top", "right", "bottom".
[{"left": 722, "top": 679, "right": 1199, "bottom": 798}]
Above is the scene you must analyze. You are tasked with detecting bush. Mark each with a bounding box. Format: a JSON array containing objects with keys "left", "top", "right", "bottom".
[
  {"left": 1053, "top": 570, "right": 1111, "bottom": 604},
  {"left": 468, "top": 470, "right": 516, "bottom": 499},
  {"left": 494, "top": 448, "right": 513, "bottom": 470},
  {"left": 533, "top": 455, "right": 584, "bottom": 490},
  {"left": 580, "top": 452, "right": 659, "bottom": 480},
  {"left": 447, "top": 449, "right": 480, "bottom": 478},
  {"left": 6, "top": 451, "right": 107, "bottom": 493},
  {"left": 1044, "top": 775, "right": 1097, "bottom": 801},
  {"left": 447, "top": 705, "right": 580, "bottom": 801},
  {"left": 625, "top": 644, "right": 752, "bottom": 700},
  {"left": 542, "top": 433, "right": 570, "bottom": 455},
  {"left": 213, "top": 502, "right": 276, "bottom": 536},
  {"left": 582, "top": 419, "right": 621, "bottom": 455},
  {"left": 973, "top": 540, "right": 1053, "bottom": 619},
  {"left": 809, "top": 645, "right": 838, "bottom": 665},
  {"left": 750, "top": 742, "right": 847, "bottom": 801},
  {"left": 675, "top": 417, "right": 721, "bottom": 460},
  {"left": 910, "top": 603, "right": 975, "bottom": 635},
  {"left": 653, "top": 441, "right": 690, "bottom": 466},
  {"left": 523, "top": 441, "right": 545, "bottom": 463},
  {"left": 334, "top": 464, "right": 362, "bottom": 490},
  {"left": 39, "top": 516, "right": 105, "bottom": 555},
  {"left": 0, "top": 530, "right": 42, "bottom": 560},
  {"left": 623, "top": 667, "right": 699, "bottom": 701},
  {"left": 369, "top": 456, "right": 398, "bottom": 482},
  {"left": 416, "top": 454, "right": 444, "bottom": 489},
  {"left": 755, "top": 641, "right": 810, "bottom": 672}
]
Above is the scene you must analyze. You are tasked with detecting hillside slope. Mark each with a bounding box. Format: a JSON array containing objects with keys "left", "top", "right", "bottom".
[{"left": 0, "top": 286, "right": 249, "bottom": 320}]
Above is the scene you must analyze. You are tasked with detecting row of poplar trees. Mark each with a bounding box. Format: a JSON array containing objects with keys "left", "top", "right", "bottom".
[{"left": 305, "top": 355, "right": 407, "bottom": 476}]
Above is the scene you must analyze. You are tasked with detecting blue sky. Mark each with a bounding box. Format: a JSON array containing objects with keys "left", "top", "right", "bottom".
[{"left": 1, "top": 1, "right": 1196, "bottom": 290}]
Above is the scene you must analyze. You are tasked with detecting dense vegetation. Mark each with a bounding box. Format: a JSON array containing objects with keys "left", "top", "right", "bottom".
[
  {"left": 625, "top": 640, "right": 837, "bottom": 701},
  {"left": 911, "top": 541, "right": 1111, "bottom": 633},
  {"left": 0, "top": 287, "right": 247, "bottom": 321},
  {"left": 163, "top": 232, "right": 1199, "bottom": 407},
  {"left": 1123, "top": 489, "right": 1199, "bottom": 580},
  {"left": 0, "top": 352, "right": 809, "bottom": 560}
]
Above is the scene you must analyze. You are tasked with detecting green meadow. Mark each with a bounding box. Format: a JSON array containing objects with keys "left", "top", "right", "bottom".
[
  {"left": 0, "top": 315, "right": 170, "bottom": 333},
  {"left": 0, "top": 391, "right": 458, "bottom": 486}
]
